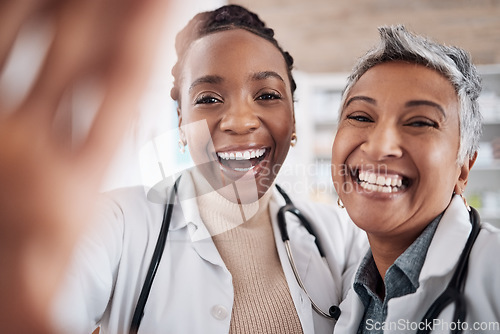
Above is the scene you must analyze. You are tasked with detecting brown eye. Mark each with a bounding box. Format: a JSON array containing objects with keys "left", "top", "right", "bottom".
[
  {"left": 346, "top": 115, "right": 373, "bottom": 123},
  {"left": 405, "top": 118, "right": 438, "bottom": 128},
  {"left": 407, "top": 121, "right": 437, "bottom": 127},
  {"left": 195, "top": 95, "right": 221, "bottom": 105},
  {"left": 256, "top": 92, "right": 281, "bottom": 101}
]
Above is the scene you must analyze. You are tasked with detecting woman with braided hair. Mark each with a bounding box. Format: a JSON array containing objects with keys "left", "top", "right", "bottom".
[{"left": 52, "top": 5, "right": 366, "bottom": 334}]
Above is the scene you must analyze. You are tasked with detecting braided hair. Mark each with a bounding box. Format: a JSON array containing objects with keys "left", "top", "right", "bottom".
[{"left": 170, "top": 5, "right": 296, "bottom": 106}]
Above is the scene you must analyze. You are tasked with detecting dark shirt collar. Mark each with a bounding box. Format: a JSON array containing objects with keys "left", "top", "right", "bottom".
[{"left": 354, "top": 213, "right": 442, "bottom": 309}]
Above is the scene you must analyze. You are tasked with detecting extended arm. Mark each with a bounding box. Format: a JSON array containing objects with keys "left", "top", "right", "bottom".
[{"left": 0, "top": 0, "right": 169, "bottom": 332}]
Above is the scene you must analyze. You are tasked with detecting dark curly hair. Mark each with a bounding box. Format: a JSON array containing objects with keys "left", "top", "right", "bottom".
[{"left": 170, "top": 5, "right": 296, "bottom": 106}]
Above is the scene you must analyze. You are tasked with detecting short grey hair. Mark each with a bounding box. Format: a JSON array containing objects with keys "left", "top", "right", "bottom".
[{"left": 340, "top": 25, "right": 482, "bottom": 164}]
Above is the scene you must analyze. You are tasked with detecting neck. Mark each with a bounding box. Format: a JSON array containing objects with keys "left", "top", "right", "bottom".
[
  {"left": 191, "top": 166, "right": 270, "bottom": 204},
  {"left": 194, "top": 170, "right": 273, "bottom": 236},
  {"left": 367, "top": 231, "right": 420, "bottom": 281}
]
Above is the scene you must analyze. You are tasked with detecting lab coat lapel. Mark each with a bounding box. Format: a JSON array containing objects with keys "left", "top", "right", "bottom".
[
  {"left": 269, "top": 190, "right": 315, "bottom": 279},
  {"left": 419, "top": 195, "right": 471, "bottom": 280},
  {"left": 334, "top": 287, "right": 365, "bottom": 332},
  {"left": 174, "top": 172, "right": 226, "bottom": 267},
  {"left": 385, "top": 196, "right": 472, "bottom": 325}
]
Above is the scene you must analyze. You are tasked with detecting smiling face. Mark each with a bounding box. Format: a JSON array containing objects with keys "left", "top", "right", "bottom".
[
  {"left": 332, "top": 61, "right": 467, "bottom": 242},
  {"left": 178, "top": 29, "right": 295, "bottom": 202}
]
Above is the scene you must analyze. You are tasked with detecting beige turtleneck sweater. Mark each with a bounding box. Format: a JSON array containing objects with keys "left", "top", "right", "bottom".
[{"left": 195, "top": 179, "right": 303, "bottom": 334}]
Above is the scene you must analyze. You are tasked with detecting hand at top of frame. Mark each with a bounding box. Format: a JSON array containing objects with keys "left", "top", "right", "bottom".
[{"left": 0, "top": 0, "right": 170, "bottom": 333}]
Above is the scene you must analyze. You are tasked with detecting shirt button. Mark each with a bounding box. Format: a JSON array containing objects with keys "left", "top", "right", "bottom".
[{"left": 211, "top": 305, "right": 229, "bottom": 320}]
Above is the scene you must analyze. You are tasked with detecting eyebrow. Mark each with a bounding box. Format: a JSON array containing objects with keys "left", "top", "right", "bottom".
[
  {"left": 189, "top": 75, "right": 223, "bottom": 92},
  {"left": 251, "top": 71, "right": 285, "bottom": 83},
  {"left": 405, "top": 100, "right": 446, "bottom": 117},
  {"left": 188, "top": 71, "right": 285, "bottom": 92},
  {"left": 345, "top": 96, "right": 376, "bottom": 107},
  {"left": 345, "top": 96, "right": 446, "bottom": 117}
]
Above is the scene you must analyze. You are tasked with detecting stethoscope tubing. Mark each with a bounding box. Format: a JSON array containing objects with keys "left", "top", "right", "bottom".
[
  {"left": 284, "top": 240, "right": 340, "bottom": 319},
  {"left": 129, "top": 176, "right": 181, "bottom": 334},
  {"left": 275, "top": 184, "right": 326, "bottom": 257},
  {"left": 275, "top": 184, "right": 340, "bottom": 320}
]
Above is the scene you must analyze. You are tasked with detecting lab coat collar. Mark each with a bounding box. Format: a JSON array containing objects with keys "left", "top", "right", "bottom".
[
  {"left": 144, "top": 170, "right": 210, "bottom": 238},
  {"left": 178, "top": 171, "right": 277, "bottom": 241},
  {"left": 169, "top": 171, "right": 226, "bottom": 266},
  {"left": 382, "top": 195, "right": 474, "bottom": 324},
  {"left": 169, "top": 170, "right": 278, "bottom": 240},
  {"left": 173, "top": 170, "right": 210, "bottom": 240},
  {"left": 419, "top": 195, "right": 472, "bottom": 280}
]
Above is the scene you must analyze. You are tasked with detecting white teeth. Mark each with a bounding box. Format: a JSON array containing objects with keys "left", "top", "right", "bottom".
[
  {"left": 385, "top": 177, "right": 392, "bottom": 187},
  {"left": 234, "top": 166, "right": 255, "bottom": 172},
  {"left": 217, "top": 148, "right": 266, "bottom": 161},
  {"left": 357, "top": 170, "right": 405, "bottom": 193}
]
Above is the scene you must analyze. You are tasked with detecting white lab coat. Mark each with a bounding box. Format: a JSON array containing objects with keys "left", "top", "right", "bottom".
[
  {"left": 335, "top": 195, "right": 500, "bottom": 334},
  {"left": 52, "top": 172, "right": 367, "bottom": 334}
]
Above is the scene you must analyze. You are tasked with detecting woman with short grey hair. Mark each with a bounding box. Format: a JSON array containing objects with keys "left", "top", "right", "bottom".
[
  {"left": 340, "top": 24, "right": 482, "bottom": 164},
  {"left": 332, "top": 25, "right": 500, "bottom": 333}
]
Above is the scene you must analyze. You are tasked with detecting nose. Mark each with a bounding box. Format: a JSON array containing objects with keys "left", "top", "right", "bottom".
[
  {"left": 360, "top": 122, "right": 403, "bottom": 161},
  {"left": 219, "top": 101, "right": 260, "bottom": 134}
]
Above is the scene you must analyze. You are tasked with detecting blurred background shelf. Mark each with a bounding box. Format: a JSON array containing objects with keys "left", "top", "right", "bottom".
[{"left": 466, "top": 65, "right": 500, "bottom": 226}]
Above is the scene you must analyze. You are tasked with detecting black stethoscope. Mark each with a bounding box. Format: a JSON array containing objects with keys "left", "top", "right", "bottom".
[
  {"left": 416, "top": 205, "right": 481, "bottom": 334},
  {"left": 129, "top": 177, "right": 340, "bottom": 333}
]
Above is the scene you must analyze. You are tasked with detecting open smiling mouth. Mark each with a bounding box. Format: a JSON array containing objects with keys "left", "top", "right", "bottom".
[
  {"left": 216, "top": 148, "right": 268, "bottom": 172},
  {"left": 353, "top": 169, "right": 410, "bottom": 193}
]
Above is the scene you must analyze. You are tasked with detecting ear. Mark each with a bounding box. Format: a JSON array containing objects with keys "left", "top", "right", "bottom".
[{"left": 454, "top": 152, "right": 477, "bottom": 194}]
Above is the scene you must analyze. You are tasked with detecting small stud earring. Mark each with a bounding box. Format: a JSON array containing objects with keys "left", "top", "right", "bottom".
[{"left": 290, "top": 133, "right": 297, "bottom": 147}]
